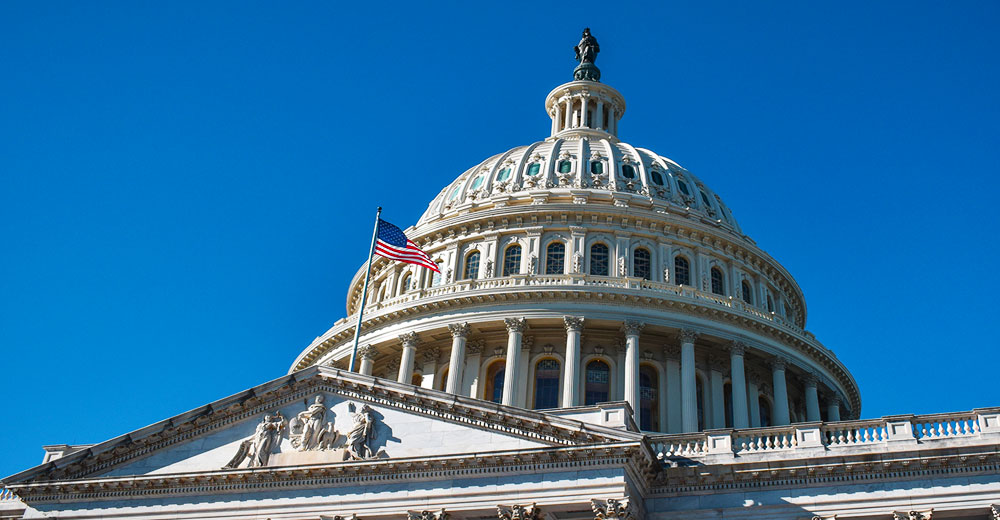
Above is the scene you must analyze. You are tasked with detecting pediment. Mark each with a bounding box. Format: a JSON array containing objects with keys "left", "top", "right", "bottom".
[{"left": 4, "top": 367, "right": 641, "bottom": 485}]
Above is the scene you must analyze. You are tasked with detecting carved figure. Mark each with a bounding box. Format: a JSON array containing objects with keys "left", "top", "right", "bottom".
[
  {"left": 347, "top": 404, "right": 376, "bottom": 460},
  {"left": 574, "top": 28, "right": 600, "bottom": 65},
  {"left": 408, "top": 510, "right": 448, "bottom": 520},
  {"left": 498, "top": 503, "right": 541, "bottom": 520},
  {"left": 527, "top": 254, "right": 537, "bottom": 275},
  {"left": 572, "top": 252, "right": 583, "bottom": 273},
  {"left": 224, "top": 413, "right": 286, "bottom": 469},
  {"left": 298, "top": 395, "right": 328, "bottom": 451},
  {"left": 592, "top": 498, "right": 632, "bottom": 519},
  {"left": 485, "top": 259, "right": 494, "bottom": 278}
]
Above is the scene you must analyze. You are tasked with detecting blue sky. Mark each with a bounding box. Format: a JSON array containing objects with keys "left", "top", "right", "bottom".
[{"left": 1, "top": 1, "right": 998, "bottom": 477}]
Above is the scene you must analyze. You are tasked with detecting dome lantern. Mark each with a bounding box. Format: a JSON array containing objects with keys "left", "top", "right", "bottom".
[{"left": 546, "top": 29, "right": 626, "bottom": 140}]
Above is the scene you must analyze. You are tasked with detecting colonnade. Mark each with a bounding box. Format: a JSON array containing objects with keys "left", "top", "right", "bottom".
[{"left": 353, "top": 318, "right": 843, "bottom": 432}]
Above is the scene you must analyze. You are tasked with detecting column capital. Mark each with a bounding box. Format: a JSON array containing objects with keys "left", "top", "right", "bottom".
[
  {"left": 467, "top": 339, "right": 485, "bottom": 355},
  {"left": 770, "top": 356, "right": 789, "bottom": 371},
  {"left": 679, "top": 329, "right": 699, "bottom": 344},
  {"left": 727, "top": 340, "right": 747, "bottom": 356},
  {"left": 590, "top": 497, "right": 634, "bottom": 519},
  {"left": 621, "top": 319, "right": 644, "bottom": 337},
  {"left": 504, "top": 317, "right": 527, "bottom": 333},
  {"left": 398, "top": 332, "right": 421, "bottom": 348},
  {"left": 662, "top": 345, "right": 680, "bottom": 360},
  {"left": 564, "top": 316, "right": 585, "bottom": 332},
  {"left": 358, "top": 344, "right": 378, "bottom": 361},
  {"left": 825, "top": 393, "right": 842, "bottom": 406},
  {"left": 708, "top": 355, "right": 726, "bottom": 373},
  {"left": 448, "top": 322, "right": 471, "bottom": 338},
  {"left": 422, "top": 347, "right": 440, "bottom": 364},
  {"left": 802, "top": 371, "right": 819, "bottom": 387},
  {"left": 497, "top": 503, "right": 542, "bottom": 520}
]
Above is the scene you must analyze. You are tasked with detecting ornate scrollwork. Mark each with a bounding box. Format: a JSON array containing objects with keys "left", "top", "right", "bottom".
[
  {"left": 679, "top": 329, "right": 699, "bottom": 344},
  {"left": 408, "top": 509, "right": 448, "bottom": 520},
  {"left": 357, "top": 344, "right": 378, "bottom": 361},
  {"left": 399, "top": 332, "right": 421, "bottom": 348},
  {"left": 564, "top": 316, "right": 585, "bottom": 332},
  {"left": 621, "top": 319, "right": 644, "bottom": 337},
  {"left": 728, "top": 340, "right": 746, "bottom": 357},
  {"left": 591, "top": 498, "right": 633, "bottom": 519},
  {"left": 498, "top": 503, "right": 541, "bottom": 520},
  {"left": 504, "top": 317, "right": 527, "bottom": 333},
  {"left": 448, "top": 322, "right": 471, "bottom": 338}
]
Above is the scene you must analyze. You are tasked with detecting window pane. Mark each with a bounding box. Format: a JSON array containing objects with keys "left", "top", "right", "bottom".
[
  {"left": 497, "top": 167, "right": 512, "bottom": 182},
  {"left": 545, "top": 242, "right": 565, "bottom": 274},
  {"left": 677, "top": 180, "right": 690, "bottom": 195},
  {"left": 431, "top": 264, "right": 442, "bottom": 286},
  {"left": 701, "top": 190, "right": 713, "bottom": 207},
  {"left": 470, "top": 175, "right": 484, "bottom": 190},
  {"left": 449, "top": 186, "right": 462, "bottom": 200},
  {"left": 633, "top": 248, "right": 651, "bottom": 280},
  {"left": 527, "top": 163, "right": 541, "bottom": 176},
  {"left": 559, "top": 160, "right": 572, "bottom": 174},
  {"left": 651, "top": 170, "right": 664, "bottom": 185},
  {"left": 590, "top": 244, "right": 609, "bottom": 276},
  {"left": 502, "top": 245, "right": 521, "bottom": 276},
  {"left": 622, "top": 164, "right": 635, "bottom": 178},
  {"left": 534, "top": 359, "right": 560, "bottom": 409},
  {"left": 585, "top": 360, "right": 610, "bottom": 405},
  {"left": 711, "top": 268, "right": 724, "bottom": 295},
  {"left": 675, "top": 257, "right": 690, "bottom": 285},
  {"left": 464, "top": 252, "right": 480, "bottom": 280},
  {"left": 742, "top": 281, "right": 753, "bottom": 304},
  {"left": 639, "top": 365, "right": 658, "bottom": 431},
  {"left": 590, "top": 161, "right": 603, "bottom": 174}
]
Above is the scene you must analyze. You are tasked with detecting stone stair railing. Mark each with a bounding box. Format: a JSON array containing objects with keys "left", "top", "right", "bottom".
[{"left": 650, "top": 408, "right": 1000, "bottom": 463}]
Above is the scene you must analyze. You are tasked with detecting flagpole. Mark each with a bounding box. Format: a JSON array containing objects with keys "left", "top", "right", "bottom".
[{"left": 349, "top": 206, "right": 381, "bottom": 373}]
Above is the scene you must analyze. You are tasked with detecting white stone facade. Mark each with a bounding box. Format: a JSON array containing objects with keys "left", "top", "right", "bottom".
[{"left": 3, "top": 32, "right": 998, "bottom": 520}]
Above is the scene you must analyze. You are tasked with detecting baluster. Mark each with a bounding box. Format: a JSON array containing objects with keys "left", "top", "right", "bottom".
[
  {"left": 946, "top": 421, "right": 955, "bottom": 437},
  {"left": 972, "top": 418, "right": 981, "bottom": 434}
]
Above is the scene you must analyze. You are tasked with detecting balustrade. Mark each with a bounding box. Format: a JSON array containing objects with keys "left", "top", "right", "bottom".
[{"left": 733, "top": 426, "right": 798, "bottom": 454}]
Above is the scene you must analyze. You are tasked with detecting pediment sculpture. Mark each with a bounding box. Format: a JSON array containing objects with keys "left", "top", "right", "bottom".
[
  {"left": 289, "top": 395, "right": 338, "bottom": 451},
  {"left": 223, "top": 413, "right": 287, "bottom": 469}
]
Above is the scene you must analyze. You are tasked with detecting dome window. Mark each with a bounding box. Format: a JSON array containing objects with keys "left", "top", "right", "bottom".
[
  {"left": 558, "top": 160, "right": 572, "bottom": 174},
  {"left": 590, "top": 161, "right": 604, "bottom": 175},
  {"left": 621, "top": 164, "right": 636, "bottom": 179},
  {"left": 674, "top": 256, "right": 691, "bottom": 285},
  {"left": 677, "top": 180, "right": 690, "bottom": 196},
  {"left": 470, "top": 175, "right": 485, "bottom": 190},
  {"left": 496, "top": 167, "right": 512, "bottom": 182},
  {"left": 741, "top": 280, "right": 753, "bottom": 304},
  {"left": 545, "top": 242, "right": 566, "bottom": 274},
  {"left": 589, "top": 243, "right": 610, "bottom": 276},
  {"left": 449, "top": 185, "right": 462, "bottom": 200},
  {"left": 633, "top": 248, "right": 651, "bottom": 280},
  {"left": 526, "top": 163, "right": 541, "bottom": 176},
  {"left": 502, "top": 245, "right": 521, "bottom": 276},
  {"left": 533, "top": 359, "right": 561, "bottom": 409},
  {"left": 700, "top": 190, "right": 713, "bottom": 207},
  {"left": 651, "top": 170, "right": 664, "bottom": 186},
  {"left": 711, "top": 267, "right": 725, "bottom": 295},
  {"left": 463, "top": 251, "right": 480, "bottom": 280}
]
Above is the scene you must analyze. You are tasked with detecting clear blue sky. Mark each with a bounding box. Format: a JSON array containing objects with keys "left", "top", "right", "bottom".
[{"left": 2, "top": 2, "right": 998, "bottom": 477}]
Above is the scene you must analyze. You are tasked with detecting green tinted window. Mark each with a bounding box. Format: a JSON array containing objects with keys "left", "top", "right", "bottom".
[
  {"left": 651, "top": 171, "right": 664, "bottom": 185},
  {"left": 590, "top": 161, "right": 603, "bottom": 174},
  {"left": 622, "top": 165, "right": 635, "bottom": 178},
  {"left": 497, "top": 167, "right": 511, "bottom": 181},
  {"left": 558, "top": 160, "right": 572, "bottom": 174},
  {"left": 449, "top": 186, "right": 461, "bottom": 200},
  {"left": 470, "top": 175, "right": 484, "bottom": 190},
  {"left": 527, "top": 163, "right": 541, "bottom": 176}
]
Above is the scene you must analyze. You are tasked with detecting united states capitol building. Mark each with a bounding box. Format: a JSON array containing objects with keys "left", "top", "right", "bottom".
[{"left": 3, "top": 31, "right": 999, "bottom": 520}]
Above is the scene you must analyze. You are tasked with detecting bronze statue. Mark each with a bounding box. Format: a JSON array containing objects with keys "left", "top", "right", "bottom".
[{"left": 574, "top": 28, "right": 600, "bottom": 65}]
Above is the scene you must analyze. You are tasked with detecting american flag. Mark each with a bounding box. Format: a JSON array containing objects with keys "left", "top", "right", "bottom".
[{"left": 374, "top": 219, "right": 440, "bottom": 272}]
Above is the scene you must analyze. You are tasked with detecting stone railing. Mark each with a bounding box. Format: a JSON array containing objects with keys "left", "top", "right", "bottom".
[{"left": 650, "top": 408, "right": 1000, "bottom": 463}]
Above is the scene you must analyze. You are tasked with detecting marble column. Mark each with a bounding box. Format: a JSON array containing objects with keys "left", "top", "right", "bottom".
[
  {"left": 446, "top": 322, "right": 470, "bottom": 393},
  {"left": 564, "top": 98, "right": 572, "bottom": 129},
  {"left": 502, "top": 318, "right": 526, "bottom": 406},
  {"left": 420, "top": 347, "right": 439, "bottom": 389},
  {"left": 614, "top": 341, "right": 626, "bottom": 401},
  {"left": 664, "top": 345, "right": 682, "bottom": 433},
  {"left": 397, "top": 332, "right": 420, "bottom": 384},
  {"left": 357, "top": 344, "right": 377, "bottom": 376},
  {"left": 804, "top": 372, "right": 821, "bottom": 422},
  {"left": 562, "top": 316, "right": 584, "bottom": 407},
  {"left": 463, "top": 340, "right": 484, "bottom": 398},
  {"left": 680, "top": 329, "right": 699, "bottom": 432},
  {"left": 709, "top": 356, "right": 726, "bottom": 429},
  {"left": 826, "top": 394, "right": 842, "bottom": 422},
  {"left": 516, "top": 336, "right": 533, "bottom": 408},
  {"left": 728, "top": 341, "right": 749, "bottom": 429},
  {"left": 596, "top": 100, "right": 604, "bottom": 130},
  {"left": 771, "top": 357, "right": 791, "bottom": 426},
  {"left": 748, "top": 371, "right": 762, "bottom": 427},
  {"left": 622, "top": 320, "right": 644, "bottom": 428}
]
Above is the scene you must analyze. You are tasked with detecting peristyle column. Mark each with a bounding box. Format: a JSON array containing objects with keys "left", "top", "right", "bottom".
[
  {"left": 501, "top": 318, "right": 526, "bottom": 406},
  {"left": 680, "top": 329, "right": 699, "bottom": 432},
  {"left": 357, "top": 344, "right": 377, "bottom": 376},
  {"left": 826, "top": 395, "right": 842, "bottom": 422},
  {"left": 728, "top": 341, "right": 749, "bottom": 428},
  {"left": 747, "top": 372, "right": 762, "bottom": 427},
  {"left": 804, "top": 372, "right": 821, "bottom": 422},
  {"left": 397, "top": 332, "right": 420, "bottom": 384},
  {"left": 770, "top": 357, "right": 791, "bottom": 425},
  {"left": 622, "top": 319, "right": 644, "bottom": 429},
  {"left": 709, "top": 356, "right": 726, "bottom": 429},
  {"left": 562, "top": 316, "right": 584, "bottom": 407},
  {"left": 446, "top": 322, "right": 470, "bottom": 393},
  {"left": 663, "top": 345, "right": 682, "bottom": 433}
]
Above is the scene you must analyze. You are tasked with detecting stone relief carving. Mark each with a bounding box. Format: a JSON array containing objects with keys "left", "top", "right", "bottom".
[
  {"left": 572, "top": 251, "right": 583, "bottom": 273},
  {"left": 617, "top": 257, "right": 626, "bottom": 277},
  {"left": 527, "top": 254, "right": 538, "bottom": 275},
  {"left": 592, "top": 498, "right": 633, "bottom": 519},
  {"left": 288, "top": 395, "right": 338, "bottom": 452},
  {"left": 497, "top": 503, "right": 541, "bottom": 520},
  {"left": 893, "top": 511, "right": 932, "bottom": 520},
  {"left": 485, "top": 259, "right": 494, "bottom": 278},
  {"left": 408, "top": 509, "right": 448, "bottom": 520},
  {"left": 223, "top": 412, "right": 287, "bottom": 469},
  {"left": 346, "top": 404, "right": 377, "bottom": 460}
]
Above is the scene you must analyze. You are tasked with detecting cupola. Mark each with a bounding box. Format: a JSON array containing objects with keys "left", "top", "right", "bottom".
[{"left": 544, "top": 28, "right": 626, "bottom": 140}]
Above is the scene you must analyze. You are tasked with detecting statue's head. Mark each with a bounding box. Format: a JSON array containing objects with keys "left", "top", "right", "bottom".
[
  {"left": 583, "top": 27, "right": 591, "bottom": 36},
  {"left": 264, "top": 415, "right": 272, "bottom": 421},
  {"left": 314, "top": 395, "right": 324, "bottom": 404}
]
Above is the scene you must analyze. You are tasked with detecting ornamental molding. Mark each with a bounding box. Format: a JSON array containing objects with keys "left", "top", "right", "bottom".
[
  {"left": 771, "top": 356, "right": 789, "bottom": 371},
  {"left": 679, "top": 329, "right": 699, "bottom": 344},
  {"left": 728, "top": 340, "right": 746, "bottom": 356},
  {"left": 564, "top": 316, "right": 585, "bottom": 331},
  {"left": 467, "top": 339, "right": 485, "bottom": 355},
  {"left": 894, "top": 511, "right": 932, "bottom": 520},
  {"left": 505, "top": 317, "right": 527, "bottom": 333},
  {"left": 592, "top": 497, "right": 634, "bottom": 519},
  {"left": 409, "top": 509, "right": 448, "bottom": 520},
  {"left": 497, "top": 503, "right": 542, "bottom": 520},
  {"left": 357, "top": 344, "right": 378, "bottom": 361},
  {"left": 422, "top": 347, "right": 441, "bottom": 364},
  {"left": 621, "top": 319, "right": 644, "bottom": 337},
  {"left": 448, "top": 322, "right": 471, "bottom": 338},
  {"left": 399, "top": 332, "right": 421, "bottom": 348}
]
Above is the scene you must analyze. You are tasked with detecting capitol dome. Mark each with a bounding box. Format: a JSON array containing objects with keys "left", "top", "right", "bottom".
[{"left": 291, "top": 36, "right": 860, "bottom": 433}]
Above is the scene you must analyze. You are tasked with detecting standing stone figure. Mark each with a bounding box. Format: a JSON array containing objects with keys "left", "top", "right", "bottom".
[
  {"left": 574, "top": 28, "right": 600, "bottom": 64},
  {"left": 223, "top": 413, "right": 286, "bottom": 469},
  {"left": 297, "top": 395, "right": 328, "bottom": 451},
  {"left": 346, "top": 404, "right": 376, "bottom": 460}
]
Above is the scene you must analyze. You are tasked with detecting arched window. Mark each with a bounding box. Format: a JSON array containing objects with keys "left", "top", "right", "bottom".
[
  {"left": 400, "top": 273, "right": 412, "bottom": 294},
  {"left": 724, "top": 382, "right": 734, "bottom": 428},
  {"left": 410, "top": 373, "right": 423, "bottom": 386},
  {"left": 584, "top": 359, "right": 610, "bottom": 405},
  {"left": 767, "top": 294, "right": 774, "bottom": 313},
  {"left": 711, "top": 267, "right": 725, "bottom": 295},
  {"left": 533, "top": 359, "right": 560, "bottom": 409},
  {"left": 545, "top": 242, "right": 565, "bottom": 274},
  {"left": 463, "top": 251, "right": 480, "bottom": 280},
  {"left": 674, "top": 256, "right": 690, "bottom": 285},
  {"left": 700, "top": 190, "right": 713, "bottom": 207},
  {"left": 759, "top": 397, "right": 772, "bottom": 427},
  {"left": 590, "top": 243, "right": 610, "bottom": 276},
  {"left": 503, "top": 245, "right": 521, "bottom": 276},
  {"left": 696, "top": 375, "right": 706, "bottom": 431},
  {"left": 377, "top": 284, "right": 386, "bottom": 302},
  {"left": 633, "top": 248, "right": 651, "bottom": 280},
  {"left": 470, "top": 175, "right": 485, "bottom": 190},
  {"left": 741, "top": 280, "right": 753, "bottom": 304},
  {"left": 783, "top": 302, "right": 792, "bottom": 318},
  {"left": 639, "top": 365, "right": 659, "bottom": 431},
  {"left": 484, "top": 361, "right": 505, "bottom": 404}
]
